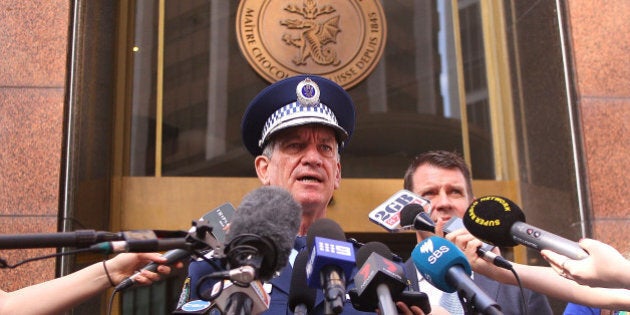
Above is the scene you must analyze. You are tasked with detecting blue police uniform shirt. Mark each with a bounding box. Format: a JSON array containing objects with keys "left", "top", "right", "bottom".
[{"left": 184, "top": 236, "right": 375, "bottom": 315}]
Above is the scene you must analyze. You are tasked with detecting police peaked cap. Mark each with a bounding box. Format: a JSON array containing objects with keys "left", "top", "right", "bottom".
[{"left": 241, "top": 74, "right": 356, "bottom": 156}]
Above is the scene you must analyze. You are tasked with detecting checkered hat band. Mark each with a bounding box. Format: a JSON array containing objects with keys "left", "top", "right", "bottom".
[{"left": 259, "top": 102, "right": 340, "bottom": 146}]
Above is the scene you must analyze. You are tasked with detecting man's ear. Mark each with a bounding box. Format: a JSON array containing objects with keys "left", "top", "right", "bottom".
[
  {"left": 333, "top": 160, "right": 341, "bottom": 189},
  {"left": 255, "top": 155, "right": 270, "bottom": 185}
]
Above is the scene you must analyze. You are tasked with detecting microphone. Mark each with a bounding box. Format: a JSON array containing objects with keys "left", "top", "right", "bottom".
[
  {"left": 400, "top": 204, "right": 513, "bottom": 270},
  {"left": 289, "top": 250, "right": 317, "bottom": 315},
  {"left": 305, "top": 218, "right": 355, "bottom": 314},
  {"left": 0, "top": 230, "right": 122, "bottom": 249},
  {"left": 368, "top": 189, "right": 431, "bottom": 232},
  {"left": 115, "top": 203, "right": 237, "bottom": 291},
  {"left": 90, "top": 236, "right": 191, "bottom": 254},
  {"left": 353, "top": 242, "right": 406, "bottom": 315},
  {"left": 214, "top": 186, "right": 301, "bottom": 315},
  {"left": 114, "top": 249, "right": 190, "bottom": 291},
  {"left": 399, "top": 203, "right": 437, "bottom": 232},
  {"left": 412, "top": 236, "right": 503, "bottom": 315},
  {"left": 220, "top": 186, "right": 301, "bottom": 282},
  {"left": 463, "top": 196, "right": 588, "bottom": 260}
]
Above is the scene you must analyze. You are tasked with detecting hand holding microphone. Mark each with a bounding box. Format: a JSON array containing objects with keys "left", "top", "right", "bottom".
[
  {"left": 400, "top": 203, "right": 512, "bottom": 270},
  {"left": 541, "top": 238, "right": 630, "bottom": 289},
  {"left": 463, "top": 195, "right": 588, "bottom": 260},
  {"left": 412, "top": 236, "right": 502, "bottom": 315},
  {"left": 116, "top": 203, "right": 237, "bottom": 292},
  {"left": 106, "top": 252, "right": 182, "bottom": 287},
  {"left": 352, "top": 241, "right": 431, "bottom": 315}
]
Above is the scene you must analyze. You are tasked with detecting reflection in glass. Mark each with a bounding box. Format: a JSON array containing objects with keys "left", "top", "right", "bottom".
[{"left": 127, "top": 0, "right": 495, "bottom": 180}]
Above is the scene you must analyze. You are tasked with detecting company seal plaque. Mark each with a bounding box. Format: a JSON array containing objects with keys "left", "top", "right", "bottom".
[{"left": 236, "top": 0, "right": 387, "bottom": 89}]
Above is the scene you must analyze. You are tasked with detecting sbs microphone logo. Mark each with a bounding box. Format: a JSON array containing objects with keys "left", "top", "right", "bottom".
[{"left": 419, "top": 239, "right": 449, "bottom": 264}]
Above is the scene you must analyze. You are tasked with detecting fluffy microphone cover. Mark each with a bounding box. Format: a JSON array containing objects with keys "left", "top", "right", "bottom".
[
  {"left": 226, "top": 186, "right": 302, "bottom": 278},
  {"left": 463, "top": 196, "right": 526, "bottom": 247}
]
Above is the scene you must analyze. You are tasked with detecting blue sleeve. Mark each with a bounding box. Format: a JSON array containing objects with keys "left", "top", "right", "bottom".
[
  {"left": 563, "top": 303, "right": 599, "bottom": 315},
  {"left": 188, "top": 258, "right": 224, "bottom": 300}
]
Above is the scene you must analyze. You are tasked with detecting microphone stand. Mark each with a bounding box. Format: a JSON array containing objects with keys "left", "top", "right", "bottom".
[
  {"left": 225, "top": 291, "right": 254, "bottom": 315},
  {"left": 448, "top": 268, "right": 503, "bottom": 315}
]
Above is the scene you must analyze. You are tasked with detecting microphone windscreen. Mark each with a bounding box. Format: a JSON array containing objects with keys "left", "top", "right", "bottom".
[
  {"left": 411, "top": 236, "right": 471, "bottom": 293},
  {"left": 306, "top": 218, "right": 346, "bottom": 253},
  {"left": 226, "top": 186, "right": 302, "bottom": 280},
  {"left": 463, "top": 196, "right": 526, "bottom": 247},
  {"left": 400, "top": 203, "right": 424, "bottom": 227},
  {"left": 355, "top": 241, "right": 392, "bottom": 268},
  {"left": 288, "top": 250, "right": 317, "bottom": 312}
]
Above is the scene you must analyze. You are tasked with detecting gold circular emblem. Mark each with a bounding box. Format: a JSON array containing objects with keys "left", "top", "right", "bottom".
[{"left": 236, "top": 0, "right": 387, "bottom": 90}]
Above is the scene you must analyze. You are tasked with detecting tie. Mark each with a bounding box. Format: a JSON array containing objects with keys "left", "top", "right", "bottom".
[
  {"left": 293, "top": 236, "right": 306, "bottom": 251},
  {"left": 439, "top": 291, "right": 464, "bottom": 314},
  {"left": 289, "top": 236, "right": 307, "bottom": 267}
]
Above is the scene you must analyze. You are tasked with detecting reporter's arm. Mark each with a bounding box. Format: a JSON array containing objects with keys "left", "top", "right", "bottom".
[
  {"left": 395, "top": 301, "right": 449, "bottom": 315},
  {"left": 541, "top": 238, "right": 630, "bottom": 289},
  {"left": 445, "top": 230, "right": 630, "bottom": 309},
  {"left": 0, "top": 253, "right": 177, "bottom": 315}
]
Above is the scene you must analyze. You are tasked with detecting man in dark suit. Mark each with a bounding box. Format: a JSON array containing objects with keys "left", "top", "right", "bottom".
[
  {"left": 178, "top": 75, "right": 374, "bottom": 314},
  {"left": 400, "top": 150, "right": 553, "bottom": 314}
]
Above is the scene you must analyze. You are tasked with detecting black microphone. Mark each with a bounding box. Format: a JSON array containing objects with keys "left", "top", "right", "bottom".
[
  {"left": 305, "top": 218, "right": 355, "bottom": 315},
  {"left": 116, "top": 203, "right": 237, "bottom": 292},
  {"left": 400, "top": 204, "right": 513, "bottom": 270},
  {"left": 463, "top": 196, "right": 588, "bottom": 260},
  {"left": 289, "top": 250, "right": 317, "bottom": 315},
  {"left": 412, "top": 236, "right": 503, "bottom": 315},
  {"left": 215, "top": 186, "right": 301, "bottom": 315},
  {"left": 0, "top": 230, "right": 122, "bottom": 249},
  {"left": 90, "top": 237, "right": 191, "bottom": 254},
  {"left": 353, "top": 242, "right": 405, "bottom": 315},
  {"left": 399, "top": 203, "right": 438, "bottom": 232},
  {"left": 115, "top": 249, "right": 191, "bottom": 292}
]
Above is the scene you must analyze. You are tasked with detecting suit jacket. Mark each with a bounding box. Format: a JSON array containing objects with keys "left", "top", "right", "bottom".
[{"left": 404, "top": 259, "right": 553, "bottom": 315}]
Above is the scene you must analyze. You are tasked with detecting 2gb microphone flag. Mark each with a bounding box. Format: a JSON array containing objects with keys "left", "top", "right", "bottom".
[{"left": 368, "top": 190, "right": 431, "bottom": 232}]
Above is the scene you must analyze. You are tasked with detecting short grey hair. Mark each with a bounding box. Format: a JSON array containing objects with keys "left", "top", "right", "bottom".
[{"left": 260, "top": 138, "right": 341, "bottom": 162}]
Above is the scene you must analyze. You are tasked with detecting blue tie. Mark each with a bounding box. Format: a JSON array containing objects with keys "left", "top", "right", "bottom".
[{"left": 293, "top": 236, "right": 306, "bottom": 251}]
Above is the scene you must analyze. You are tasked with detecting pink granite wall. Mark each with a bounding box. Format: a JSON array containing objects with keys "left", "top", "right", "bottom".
[
  {"left": 567, "top": 1, "right": 630, "bottom": 252},
  {"left": 0, "top": 1, "right": 69, "bottom": 291}
]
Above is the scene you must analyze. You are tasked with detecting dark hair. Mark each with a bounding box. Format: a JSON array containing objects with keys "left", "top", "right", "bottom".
[{"left": 403, "top": 150, "right": 473, "bottom": 196}]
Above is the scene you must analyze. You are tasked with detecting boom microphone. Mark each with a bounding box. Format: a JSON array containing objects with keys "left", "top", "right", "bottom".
[
  {"left": 353, "top": 242, "right": 406, "bottom": 315},
  {"left": 0, "top": 230, "right": 122, "bottom": 249},
  {"left": 288, "top": 250, "right": 317, "bottom": 315},
  {"left": 305, "top": 218, "right": 355, "bottom": 314},
  {"left": 463, "top": 196, "right": 588, "bottom": 260},
  {"left": 90, "top": 237, "right": 190, "bottom": 254},
  {"left": 412, "top": 236, "right": 502, "bottom": 315}
]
